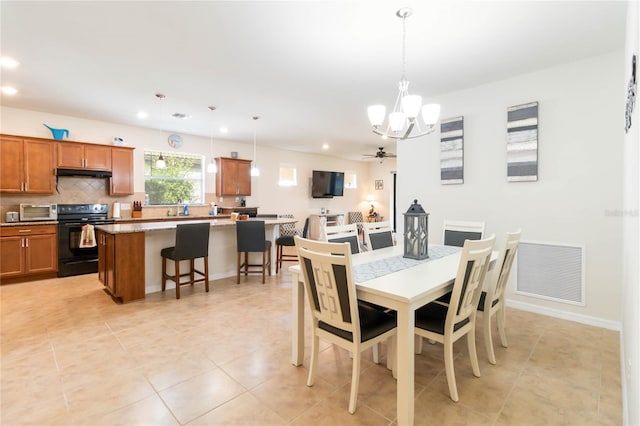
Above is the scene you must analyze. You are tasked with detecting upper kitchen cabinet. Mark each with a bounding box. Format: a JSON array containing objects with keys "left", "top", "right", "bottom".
[
  {"left": 215, "top": 157, "right": 252, "bottom": 196},
  {"left": 109, "top": 147, "right": 134, "bottom": 195},
  {"left": 0, "top": 134, "right": 55, "bottom": 194},
  {"left": 57, "top": 141, "right": 111, "bottom": 171}
]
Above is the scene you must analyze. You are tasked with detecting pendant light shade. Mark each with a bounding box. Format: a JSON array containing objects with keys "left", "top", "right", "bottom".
[
  {"left": 251, "top": 116, "right": 260, "bottom": 177},
  {"left": 156, "top": 153, "right": 166, "bottom": 169},
  {"left": 207, "top": 106, "right": 217, "bottom": 173},
  {"left": 155, "top": 93, "right": 167, "bottom": 169}
]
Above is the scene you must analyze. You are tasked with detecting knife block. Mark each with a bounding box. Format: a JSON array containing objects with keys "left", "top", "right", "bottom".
[{"left": 132, "top": 211, "right": 142, "bottom": 218}]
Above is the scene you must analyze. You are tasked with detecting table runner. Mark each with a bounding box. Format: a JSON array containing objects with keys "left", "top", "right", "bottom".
[{"left": 353, "top": 245, "right": 461, "bottom": 282}]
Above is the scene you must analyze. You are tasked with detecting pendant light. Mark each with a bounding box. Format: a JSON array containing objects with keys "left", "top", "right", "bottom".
[
  {"left": 206, "top": 106, "right": 217, "bottom": 173},
  {"left": 250, "top": 116, "right": 260, "bottom": 177},
  {"left": 155, "top": 93, "right": 167, "bottom": 169}
]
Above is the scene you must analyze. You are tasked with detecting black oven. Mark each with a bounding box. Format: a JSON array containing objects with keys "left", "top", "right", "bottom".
[{"left": 57, "top": 204, "right": 114, "bottom": 277}]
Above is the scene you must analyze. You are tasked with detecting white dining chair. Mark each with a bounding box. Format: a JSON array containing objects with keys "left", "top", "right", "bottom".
[
  {"left": 478, "top": 229, "right": 521, "bottom": 364},
  {"left": 414, "top": 235, "right": 495, "bottom": 402},
  {"left": 294, "top": 236, "right": 397, "bottom": 414},
  {"left": 443, "top": 220, "right": 486, "bottom": 247},
  {"left": 362, "top": 221, "right": 394, "bottom": 250},
  {"left": 323, "top": 223, "right": 360, "bottom": 254}
]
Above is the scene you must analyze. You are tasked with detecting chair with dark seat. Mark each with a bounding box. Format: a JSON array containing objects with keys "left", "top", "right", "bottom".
[
  {"left": 275, "top": 216, "right": 309, "bottom": 273},
  {"left": 294, "top": 235, "right": 397, "bottom": 414},
  {"left": 478, "top": 230, "right": 521, "bottom": 364},
  {"left": 161, "top": 222, "right": 210, "bottom": 299},
  {"left": 443, "top": 220, "right": 486, "bottom": 247},
  {"left": 414, "top": 235, "right": 495, "bottom": 402},
  {"left": 362, "top": 221, "right": 394, "bottom": 250},
  {"left": 324, "top": 223, "right": 360, "bottom": 254},
  {"left": 236, "top": 220, "right": 272, "bottom": 284}
]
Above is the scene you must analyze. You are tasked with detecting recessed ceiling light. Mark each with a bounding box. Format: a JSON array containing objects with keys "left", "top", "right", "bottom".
[
  {"left": 219, "top": 127, "right": 228, "bottom": 133},
  {"left": 1, "top": 86, "right": 18, "bottom": 95},
  {"left": 322, "top": 143, "right": 330, "bottom": 150},
  {"left": 137, "top": 111, "right": 148, "bottom": 119},
  {"left": 0, "top": 57, "right": 19, "bottom": 68},
  {"left": 171, "top": 112, "right": 191, "bottom": 119}
]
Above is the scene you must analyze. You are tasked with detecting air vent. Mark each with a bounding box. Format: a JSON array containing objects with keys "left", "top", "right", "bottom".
[
  {"left": 515, "top": 241, "right": 585, "bottom": 305},
  {"left": 171, "top": 112, "right": 191, "bottom": 119}
]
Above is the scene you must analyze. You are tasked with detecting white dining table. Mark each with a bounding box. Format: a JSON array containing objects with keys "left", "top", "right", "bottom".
[{"left": 289, "top": 244, "right": 493, "bottom": 426}]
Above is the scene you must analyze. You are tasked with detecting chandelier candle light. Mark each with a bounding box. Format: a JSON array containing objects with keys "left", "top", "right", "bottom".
[
  {"left": 250, "top": 116, "right": 260, "bottom": 177},
  {"left": 367, "top": 7, "right": 440, "bottom": 140},
  {"left": 207, "top": 106, "right": 217, "bottom": 174}
]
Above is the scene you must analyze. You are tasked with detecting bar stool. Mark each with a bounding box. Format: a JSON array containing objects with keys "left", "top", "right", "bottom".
[
  {"left": 276, "top": 216, "right": 309, "bottom": 273},
  {"left": 161, "top": 222, "right": 210, "bottom": 299},
  {"left": 236, "top": 220, "right": 272, "bottom": 284}
]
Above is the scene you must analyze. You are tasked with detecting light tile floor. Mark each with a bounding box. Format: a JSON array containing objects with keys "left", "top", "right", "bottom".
[{"left": 1, "top": 268, "right": 622, "bottom": 425}]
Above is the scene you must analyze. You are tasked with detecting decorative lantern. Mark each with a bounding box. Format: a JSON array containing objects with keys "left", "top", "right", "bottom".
[{"left": 403, "top": 199, "right": 429, "bottom": 260}]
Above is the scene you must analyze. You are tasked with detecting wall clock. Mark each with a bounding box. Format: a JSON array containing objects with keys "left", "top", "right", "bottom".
[{"left": 168, "top": 133, "right": 183, "bottom": 148}]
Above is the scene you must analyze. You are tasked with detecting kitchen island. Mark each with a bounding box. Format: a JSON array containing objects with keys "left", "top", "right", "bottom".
[{"left": 95, "top": 217, "right": 296, "bottom": 303}]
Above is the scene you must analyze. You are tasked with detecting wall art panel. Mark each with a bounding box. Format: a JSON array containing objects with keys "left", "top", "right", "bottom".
[
  {"left": 440, "top": 116, "right": 464, "bottom": 184},
  {"left": 507, "top": 101, "right": 538, "bottom": 181}
]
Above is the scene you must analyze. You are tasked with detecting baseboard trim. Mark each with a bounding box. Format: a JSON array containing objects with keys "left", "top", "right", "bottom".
[{"left": 506, "top": 299, "right": 622, "bottom": 331}]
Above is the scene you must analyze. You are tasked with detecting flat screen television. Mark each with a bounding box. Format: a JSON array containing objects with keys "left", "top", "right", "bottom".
[{"left": 311, "top": 170, "right": 344, "bottom": 198}]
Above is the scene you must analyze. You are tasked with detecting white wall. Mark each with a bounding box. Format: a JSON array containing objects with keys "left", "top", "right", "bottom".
[
  {"left": 622, "top": 2, "right": 639, "bottom": 425},
  {"left": 398, "top": 51, "right": 624, "bottom": 325},
  {"left": 0, "top": 106, "right": 374, "bottom": 220}
]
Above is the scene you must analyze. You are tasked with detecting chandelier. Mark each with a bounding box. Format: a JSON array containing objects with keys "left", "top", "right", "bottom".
[{"left": 367, "top": 7, "right": 440, "bottom": 140}]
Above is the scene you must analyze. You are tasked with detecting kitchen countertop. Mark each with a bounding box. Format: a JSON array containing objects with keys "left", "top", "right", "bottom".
[
  {"left": 1, "top": 221, "right": 59, "bottom": 227},
  {"left": 95, "top": 217, "right": 297, "bottom": 235},
  {"left": 113, "top": 215, "right": 230, "bottom": 222}
]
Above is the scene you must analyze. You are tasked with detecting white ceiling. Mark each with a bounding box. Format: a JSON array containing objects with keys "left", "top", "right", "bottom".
[{"left": 0, "top": 1, "right": 627, "bottom": 160}]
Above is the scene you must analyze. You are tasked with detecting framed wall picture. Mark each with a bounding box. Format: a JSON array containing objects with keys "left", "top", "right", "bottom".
[
  {"left": 375, "top": 179, "right": 384, "bottom": 190},
  {"left": 507, "top": 101, "right": 538, "bottom": 182},
  {"left": 440, "top": 116, "right": 464, "bottom": 184}
]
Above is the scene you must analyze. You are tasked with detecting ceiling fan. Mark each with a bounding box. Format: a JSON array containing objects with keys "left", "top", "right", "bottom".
[{"left": 363, "top": 147, "right": 397, "bottom": 163}]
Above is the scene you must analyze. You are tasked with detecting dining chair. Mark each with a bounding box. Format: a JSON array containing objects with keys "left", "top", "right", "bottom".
[
  {"left": 347, "top": 211, "right": 365, "bottom": 241},
  {"left": 236, "top": 220, "right": 271, "bottom": 284},
  {"left": 362, "top": 221, "right": 394, "bottom": 250},
  {"left": 324, "top": 223, "right": 360, "bottom": 254},
  {"left": 443, "top": 220, "right": 486, "bottom": 247},
  {"left": 478, "top": 229, "right": 521, "bottom": 364},
  {"left": 293, "top": 236, "right": 397, "bottom": 414},
  {"left": 161, "top": 222, "right": 210, "bottom": 299},
  {"left": 414, "top": 235, "right": 495, "bottom": 402},
  {"left": 275, "top": 216, "right": 310, "bottom": 273}
]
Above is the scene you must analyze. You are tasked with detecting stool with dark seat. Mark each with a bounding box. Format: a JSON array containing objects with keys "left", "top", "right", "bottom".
[
  {"left": 276, "top": 216, "right": 309, "bottom": 273},
  {"left": 236, "top": 220, "right": 272, "bottom": 284},
  {"left": 161, "top": 222, "right": 210, "bottom": 299}
]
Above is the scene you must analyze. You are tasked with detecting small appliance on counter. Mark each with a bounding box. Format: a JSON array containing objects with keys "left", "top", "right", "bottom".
[
  {"left": 5, "top": 211, "right": 19, "bottom": 223},
  {"left": 19, "top": 203, "right": 58, "bottom": 221}
]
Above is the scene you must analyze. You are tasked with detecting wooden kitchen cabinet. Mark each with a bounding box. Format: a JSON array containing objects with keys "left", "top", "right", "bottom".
[
  {"left": 0, "top": 225, "right": 58, "bottom": 279},
  {"left": 97, "top": 230, "right": 145, "bottom": 303},
  {"left": 215, "top": 157, "right": 252, "bottom": 196},
  {"left": 0, "top": 135, "right": 55, "bottom": 194},
  {"left": 57, "top": 141, "right": 112, "bottom": 171},
  {"left": 109, "top": 147, "right": 134, "bottom": 195}
]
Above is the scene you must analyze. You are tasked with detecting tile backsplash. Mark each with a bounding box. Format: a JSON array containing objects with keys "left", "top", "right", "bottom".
[{"left": 1, "top": 176, "right": 133, "bottom": 220}]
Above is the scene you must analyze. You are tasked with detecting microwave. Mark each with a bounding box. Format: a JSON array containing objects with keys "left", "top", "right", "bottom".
[{"left": 19, "top": 203, "right": 58, "bottom": 221}]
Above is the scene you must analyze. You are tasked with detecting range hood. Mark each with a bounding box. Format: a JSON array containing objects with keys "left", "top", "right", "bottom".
[{"left": 56, "top": 168, "right": 113, "bottom": 178}]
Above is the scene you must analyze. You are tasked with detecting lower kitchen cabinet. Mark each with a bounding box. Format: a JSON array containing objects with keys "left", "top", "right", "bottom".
[
  {"left": 0, "top": 225, "right": 57, "bottom": 279},
  {"left": 97, "top": 230, "right": 145, "bottom": 303}
]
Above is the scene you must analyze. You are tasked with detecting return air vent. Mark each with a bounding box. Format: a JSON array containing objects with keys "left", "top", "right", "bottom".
[{"left": 515, "top": 241, "right": 585, "bottom": 305}]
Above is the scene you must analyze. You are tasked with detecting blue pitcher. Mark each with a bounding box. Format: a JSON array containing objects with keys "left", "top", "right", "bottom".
[{"left": 43, "top": 124, "right": 69, "bottom": 140}]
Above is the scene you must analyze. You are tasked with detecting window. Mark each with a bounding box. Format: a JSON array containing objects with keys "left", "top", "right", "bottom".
[
  {"left": 279, "top": 163, "right": 297, "bottom": 187},
  {"left": 144, "top": 151, "right": 204, "bottom": 205},
  {"left": 344, "top": 170, "right": 357, "bottom": 189}
]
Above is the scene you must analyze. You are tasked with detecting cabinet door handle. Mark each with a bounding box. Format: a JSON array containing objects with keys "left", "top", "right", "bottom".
[{"left": 25, "top": 238, "right": 29, "bottom": 248}]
